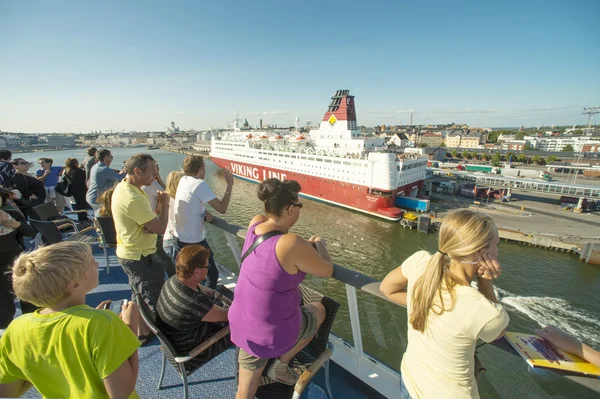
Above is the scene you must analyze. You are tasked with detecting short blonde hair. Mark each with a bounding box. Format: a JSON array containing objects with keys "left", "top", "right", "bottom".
[
  {"left": 165, "top": 171, "right": 184, "bottom": 199},
  {"left": 12, "top": 242, "right": 93, "bottom": 308}
]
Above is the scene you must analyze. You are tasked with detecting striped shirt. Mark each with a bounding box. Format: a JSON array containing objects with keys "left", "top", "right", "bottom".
[{"left": 156, "top": 276, "right": 230, "bottom": 371}]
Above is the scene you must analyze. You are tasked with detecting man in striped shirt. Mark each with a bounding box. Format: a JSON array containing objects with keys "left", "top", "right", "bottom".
[{"left": 156, "top": 245, "right": 231, "bottom": 372}]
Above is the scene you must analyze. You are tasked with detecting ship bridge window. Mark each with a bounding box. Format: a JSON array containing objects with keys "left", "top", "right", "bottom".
[
  {"left": 308, "top": 157, "right": 314, "bottom": 161},
  {"left": 333, "top": 160, "right": 341, "bottom": 164},
  {"left": 316, "top": 158, "right": 323, "bottom": 162},
  {"left": 324, "top": 159, "right": 331, "bottom": 163}
]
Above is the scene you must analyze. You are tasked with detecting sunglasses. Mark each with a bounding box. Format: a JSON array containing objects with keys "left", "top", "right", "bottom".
[{"left": 289, "top": 202, "right": 303, "bottom": 209}]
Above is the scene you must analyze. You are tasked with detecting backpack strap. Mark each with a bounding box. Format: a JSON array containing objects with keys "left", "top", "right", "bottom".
[{"left": 240, "top": 230, "right": 285, "bottom": 266}]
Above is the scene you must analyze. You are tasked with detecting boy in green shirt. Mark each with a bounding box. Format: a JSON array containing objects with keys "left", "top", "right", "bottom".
[{"left": 0, "top": 242, "right": 141, "bottom": 399}]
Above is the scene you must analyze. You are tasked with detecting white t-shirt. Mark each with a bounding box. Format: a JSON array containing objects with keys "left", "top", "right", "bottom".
[
  {"left": 141, "top": 180, "right": 162, "bottom": 214},
  {"left": 163, "top": 197, "right": 176, "bottom": 243},
  {"left": 400, "top": 251, "right": 509, "bottom": 399},
  {"left": 173, "top": 176, "right": 216, "bottom": 243}
]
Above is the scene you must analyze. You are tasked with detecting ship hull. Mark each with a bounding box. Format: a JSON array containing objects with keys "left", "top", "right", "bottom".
[{"left": 211, "top": 156, "right": 423, "bottom": 221}]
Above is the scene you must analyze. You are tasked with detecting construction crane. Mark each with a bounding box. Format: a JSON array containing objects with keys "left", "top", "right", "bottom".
[
  {"left": 583, "top": 107, "right": 600, "bottom": 131},
  {"left": 571, "top": 107, "right": 599, "bottom": 183}
]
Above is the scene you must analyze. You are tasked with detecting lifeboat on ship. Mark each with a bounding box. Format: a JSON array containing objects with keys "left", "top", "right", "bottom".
[
  {"left": 289, "top": 135, "right": 307, "bottom": 142},
  {"left": 245, "top": 134, "right": 254, "bottom": 140},
  {"left": 259, "top": 135, "right": 269, "bottom": 139},
  {"left": 268, "top": 135, "right": 284, "bottom": 142}
]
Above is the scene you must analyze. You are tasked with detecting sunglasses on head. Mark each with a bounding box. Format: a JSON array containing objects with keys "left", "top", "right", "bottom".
[{"left": 289, "top": 202, "right": 303, "bottom": 209}]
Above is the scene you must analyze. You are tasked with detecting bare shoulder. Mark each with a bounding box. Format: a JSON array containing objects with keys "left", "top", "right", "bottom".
[
  {"left": 277, "top": 233, "right": 306, "bottom": 249},
  {"left": 248, "top": 214, "right": 268, "bottom": 229}
]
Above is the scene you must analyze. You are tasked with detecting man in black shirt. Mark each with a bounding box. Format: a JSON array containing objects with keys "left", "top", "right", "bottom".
[{"left": 156, "top": 244, "right": 231, "bottom": 372}]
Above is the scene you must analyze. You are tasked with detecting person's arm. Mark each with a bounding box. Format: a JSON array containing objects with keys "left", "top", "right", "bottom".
[
  {"left": 536, "top": 326, "right": 600, "bottom": 367},
  {"left": 0, "top": 380, "right": 32, "bottom": 397},
  {"left": 106, "top": 168, "right": 126, "bottom": 182},
  {"left": 102, "top": 352, "right": 138, "bottom": 399},
  {"left": 207, "top": 168, "right": 233, "bottom": 214},
  {"left": 143, "top": 192, "right": 170, "bottom": 235},
  {"left": 36, "top": 169, "right": 50, "bottom": 182},
  {"left": 199, "top": 286, "right": 232, "bottom": 306},
  {"left": 155, "top": 167, "right": 166, "bottom": 189},
  {"left": 207, "top": 188, "right": 232, "bottom": 214},
  {"left": 102, "top": 302, "right": 139, "bottom": 398},
  {"left": 476, "top": 278, "right": 498, "bottom": 303},
  {"left": 279, "top": 234, "right": 333, "bottom": 278},
  {"left": 380, "top": 265, "right": 409, "bottom": 306},
  {"left": 201, "top": 304, "right": 229, "bottom": 323}
]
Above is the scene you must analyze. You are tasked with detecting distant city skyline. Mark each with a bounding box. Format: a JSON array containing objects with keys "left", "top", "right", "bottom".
[{"left": 1, "top": 1, "right": 599, "bottom": 133}]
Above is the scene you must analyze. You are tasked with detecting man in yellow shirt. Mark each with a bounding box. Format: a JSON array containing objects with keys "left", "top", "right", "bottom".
[
  {"left": 0, "top": 242, "right": 141, "bottom": 399},
  {"left": 111, "top": 154, "right": 170, "bottom": 321}
]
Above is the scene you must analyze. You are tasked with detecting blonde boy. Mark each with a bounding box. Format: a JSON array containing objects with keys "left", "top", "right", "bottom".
[{"left": 0, "top": 242, "right": 141, "bottom": 399}]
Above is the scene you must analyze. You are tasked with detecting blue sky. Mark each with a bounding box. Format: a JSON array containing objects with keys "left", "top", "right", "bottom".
[{"left": 1, "top": 0, "right": 599, "bottom": 133}]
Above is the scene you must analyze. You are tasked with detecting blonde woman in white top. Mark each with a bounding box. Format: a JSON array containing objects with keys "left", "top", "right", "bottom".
[
  {"left": 162, "top": 171, "right": 185, "bottom": 261},
  {"left": 381, "top": 209, "right": 509, "bottom": 399}
]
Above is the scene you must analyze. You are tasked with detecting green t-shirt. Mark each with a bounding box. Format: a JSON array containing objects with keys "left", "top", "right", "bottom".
[{"left": 0, "top": 305, "right": 141, "bottom": 399}]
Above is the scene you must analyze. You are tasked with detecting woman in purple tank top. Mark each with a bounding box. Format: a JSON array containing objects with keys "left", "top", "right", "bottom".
[{"left": 229, "top": 179, "right": 334, "bottom": 399}]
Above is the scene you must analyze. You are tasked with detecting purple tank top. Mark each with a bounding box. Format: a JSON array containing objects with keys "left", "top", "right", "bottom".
[{"left": 228, "top": 222, "right": 306, "bottom": 358}]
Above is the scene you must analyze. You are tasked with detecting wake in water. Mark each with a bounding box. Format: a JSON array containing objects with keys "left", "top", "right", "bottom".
[{"left": 495, "top": 286, "right": 600, "bottom": 349}]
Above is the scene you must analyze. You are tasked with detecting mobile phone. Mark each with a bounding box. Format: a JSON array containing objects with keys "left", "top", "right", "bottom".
[{"left": 104, "top": 299, "right": 127, "bottom": 314}]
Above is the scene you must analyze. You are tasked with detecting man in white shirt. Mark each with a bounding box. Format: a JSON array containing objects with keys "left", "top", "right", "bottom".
[
  {"left": 142, "top": 164, "right": 175, "bottom": 277},
  {"left": 173, "top": 156, "right": 233, "bottom": 289}
]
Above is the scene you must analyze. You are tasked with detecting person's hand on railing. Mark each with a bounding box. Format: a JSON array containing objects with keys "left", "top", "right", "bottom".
[
  {"left": 536, "top": 325, "right": 600, "bottom": 367},
  {"left": 308, "top": 236, "right": 332, "bottom": 263}
]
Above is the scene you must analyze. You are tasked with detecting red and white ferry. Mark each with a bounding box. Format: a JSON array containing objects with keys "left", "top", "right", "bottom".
[{"left": 210, "top": 90, "right": 428, "bottom": 220}]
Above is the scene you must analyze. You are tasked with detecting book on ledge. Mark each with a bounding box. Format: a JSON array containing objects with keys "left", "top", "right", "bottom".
[{"left": 505, "top": 332, "right": 600, "bottom": 377}]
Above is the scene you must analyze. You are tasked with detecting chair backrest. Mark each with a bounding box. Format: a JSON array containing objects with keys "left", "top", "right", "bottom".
[
  {"left": 95, "top": 216, "right": 117, "bottom": 245},
  {"left": 298, "top": 285, "right": 340, "bottom": 361},
  {"left": 135, "top": 293, "right": 184, "bottom": 373},
  {"left": 32, "top": 202, "right": 59, "bottom": 221},
  {"left": 30, "top": 219, "right": 64, "bottom": 245}
]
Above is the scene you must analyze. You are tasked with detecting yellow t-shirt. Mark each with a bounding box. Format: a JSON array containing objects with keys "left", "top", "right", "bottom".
[
  {"left": 400, "top": 251, "right": 510, "bottom": 399},
  {"left": 0, "top": 305, "right": 141, "bottom": 399},
  {"left": 112, "top": 180, "right": 157, "bottom": 260}
]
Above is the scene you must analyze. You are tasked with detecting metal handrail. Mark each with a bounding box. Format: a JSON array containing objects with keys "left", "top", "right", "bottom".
[{"left": 209, "top": 217, "right": 398, "bottom": 306}]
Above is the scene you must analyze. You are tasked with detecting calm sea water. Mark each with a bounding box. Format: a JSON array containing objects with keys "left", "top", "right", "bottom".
[{"left": 17, "top": 148, "right": 600, "bottom": 398}]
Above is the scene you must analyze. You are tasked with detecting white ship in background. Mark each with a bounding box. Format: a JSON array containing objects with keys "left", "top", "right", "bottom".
[{"left": 210, "top": 90, "right": 428, "bottom": 220}]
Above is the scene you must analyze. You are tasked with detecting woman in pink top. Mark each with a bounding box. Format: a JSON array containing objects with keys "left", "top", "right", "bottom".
[{"left": 229, "top": 179, "right": 334, "bottom": 399}]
